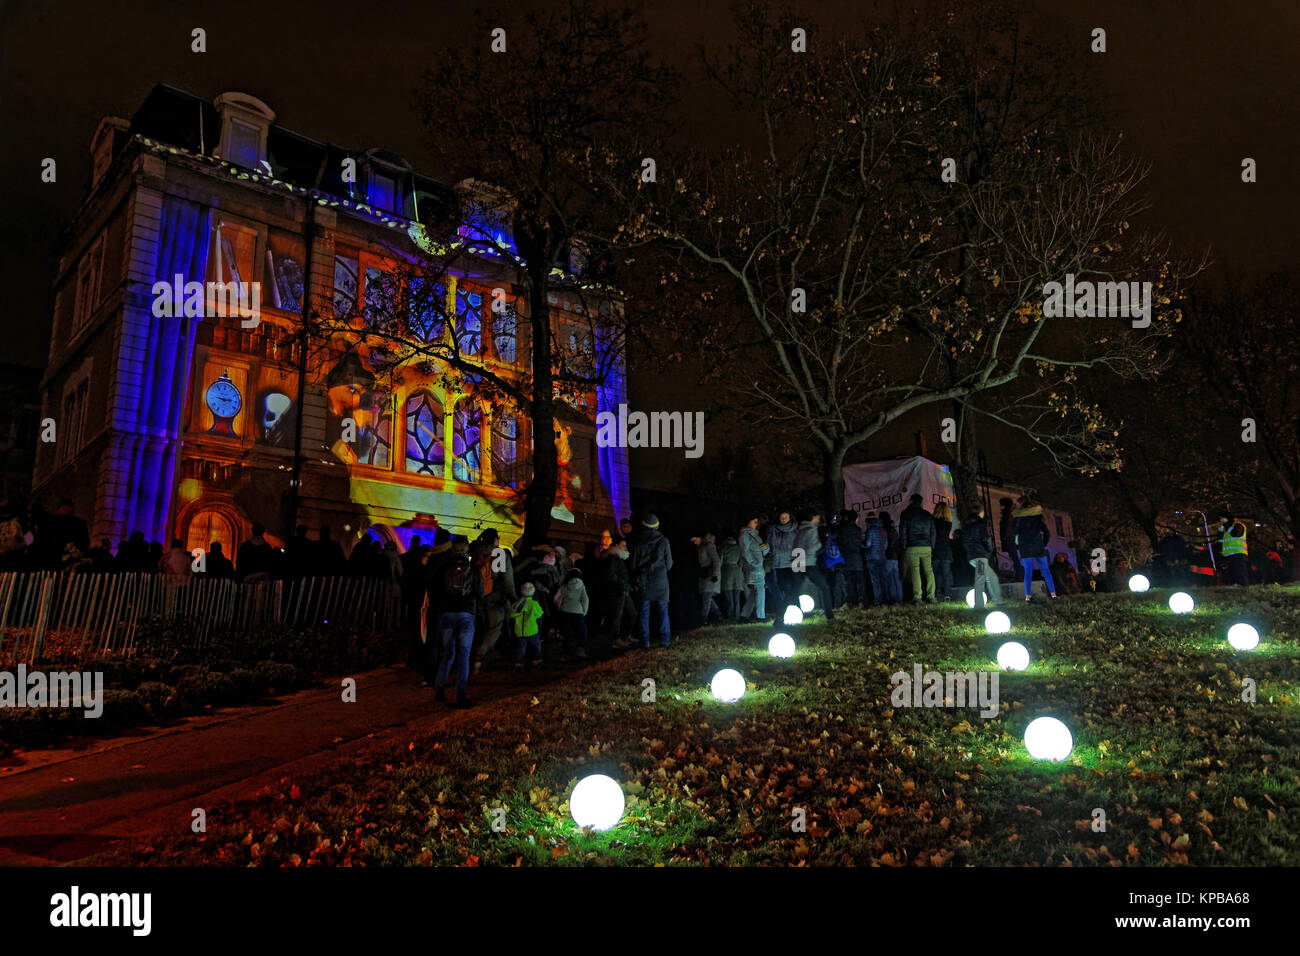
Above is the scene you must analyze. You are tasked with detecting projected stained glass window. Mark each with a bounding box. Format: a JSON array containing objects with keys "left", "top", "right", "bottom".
[
  {"left": 404, "top": 390, "right": 444, "bottom": 476},
  {"left": 455, "top": 288, "right": 483, "bottom": 357},
  {"left": 453, "top": 398, "right": 482, "bottom": 483}
]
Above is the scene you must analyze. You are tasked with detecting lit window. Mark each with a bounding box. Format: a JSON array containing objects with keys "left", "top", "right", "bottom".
[
  {"left": 369, "top": 170, "right": 399, "bottom": 213},
  {"left": 455, "top": 288, "right": 483, "bottom": 356},
  {"left": 363, "top": 267, "right": 400, "bottom": 327},
  {"left": 452, "top": 399, "right": 482, "bottom": 483},
  {"left": 491, "top": 412, "right": 523, "bottom": 487},
  {"left": 351, "top": 392, "right": 392, "bottom": 468},
  {"left": 226, "top": 119, "right": 262, "bottom": 169},
  {"left": 267, "top": 233, "right": 305, "bottom": 312},
  {"left": 493, "top": 306, "right": 516, "bottom": 364},
  {"left": 333, "top": 254, "right": 359, "bottom": 316},
  {"left": 404, "top": 390, "right": 445, "bottom": 476},
  {"left": 407, "top": 277, "right": 445, "bottom": 342}
]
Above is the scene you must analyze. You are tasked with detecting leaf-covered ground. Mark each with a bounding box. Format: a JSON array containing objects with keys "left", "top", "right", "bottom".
[{"left": 100, "top": 587, "right": 1300, "bottom": 866}]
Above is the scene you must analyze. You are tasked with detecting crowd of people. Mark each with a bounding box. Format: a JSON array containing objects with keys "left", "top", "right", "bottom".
[{"left": 4, "top": 494, "right": 1295, "bottom": 709}]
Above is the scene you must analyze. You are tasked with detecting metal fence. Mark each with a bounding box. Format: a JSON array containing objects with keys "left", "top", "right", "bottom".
[{"left": 0, "top": 572, "right": 400, "bottom": 663}]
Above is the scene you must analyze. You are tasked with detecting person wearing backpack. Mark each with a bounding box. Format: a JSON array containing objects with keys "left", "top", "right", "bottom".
[
  {"left": 433, "top": 551, "right": 484, "bottom": 708},
  {"left": 512, "top": 582, "right": 545, "bottom": 670}
]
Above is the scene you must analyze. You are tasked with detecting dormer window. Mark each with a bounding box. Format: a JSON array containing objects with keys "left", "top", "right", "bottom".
[
  {"left": 213, "top": 92, "right": 276, "bottom": 171},
  {"left": 368, "top": 168, "right": 399, "bottom": 213},
  {"left": 226, "top": 118, "right": 261, "bottom": 168}
]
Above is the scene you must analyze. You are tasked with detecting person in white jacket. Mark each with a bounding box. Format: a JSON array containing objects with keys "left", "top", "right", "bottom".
[{"left": 555, "top": 568, "right": 590, "bottom": 661}]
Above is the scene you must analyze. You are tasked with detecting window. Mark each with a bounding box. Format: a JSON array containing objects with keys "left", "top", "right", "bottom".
[
  {"left": 363, "top": 267, "right": 400, "bottom": 327},
  {"left": 493, "top": 306, "right": 517, "bottom": 364},
  {"left": 226, "top": 119, "right": 262, "bottom": 169},
  {"left": 404, "top": 390, "right": 445, "bottom": 476},
  {"left": 452, "top": 399, "right": 482, "bottom": 482},
  {"left": 71, "top": 237, "right": 104, "bottom": 334},
  {"left": 407, "top": 277, "right": 445, "bottom": 342},
  {"left": 209, "top": 221, "right": 256, "bottom": 287},
  {"left": 333, "top": 254, "right": 359, "bottom": 316},
  {"left": 58, "top": 379, "right": 90, "bottom": 465},
  {"left": 1055, "top": 515, "right": 1065, "bottom": 537},
  {"left": 369, "top": 169, "right": 399, "bottom": 213},
  {"left": 266, "top": 233, "right": 305, "bottom": 312},
  {"left": 455, "top": 287, "right": 483, "bottom": 356},
  {"left": 491, "top": 412, "right": 525, "bottom": 487},
  {"left": 351, "top": 392, "right": 393, "bottom": 468}
]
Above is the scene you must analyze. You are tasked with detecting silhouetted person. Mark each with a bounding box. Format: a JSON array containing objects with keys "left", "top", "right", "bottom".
[
  {"left": 285, "top": 524, "right": 314, "bottom": 577},
  {"left": 202, "top": 541, "right": 236, "bottom": 580},
  {"left": 88, "top": 537, "right": 117, "bottom": 573},
  {"left": 118, "top": 531, "right": 151, "bottom": 574},
  {"left": 315, "top": 525, "right": 347, "bottom": 577},
  {"left": 237, "top": 522, "right": 275, "bottom": 582}
]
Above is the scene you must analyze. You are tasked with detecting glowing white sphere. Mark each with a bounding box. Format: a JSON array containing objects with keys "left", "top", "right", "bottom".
[
  {"left": 569, "top": 774, "right": 625, "bottom": 831},
  {"left": 985, "top": 611, "right": 1011, "bottom": 634},
  {"left": 710, "top": 668, "right": 746, "bottom": 703},
  {"left": 768, "top": 633, "right": 795, "bottom": 658},
  {"left": 965, "top": 589, "right": 976, "bottom": 608},
  {"left": 798, "top": 594, "right": 815, "bottom": 613},
  {"left": 1128, "top": 574, "right": 1150, "bottom": 592},
  {"left": 783, "top": 605, "right": 804, "bottom": 625},
  {"left": 1227, "top": 623, "right": 1260, "bottom": 651},
  {"left": 1024, "top": 717, "right": 1073, "bottom": 761},
  {"left": 996, "top": 641, "right": 1030, "bottom": 671},
  {"left": 1168, "top": 591, "right": 1194, "bottom": 614}
]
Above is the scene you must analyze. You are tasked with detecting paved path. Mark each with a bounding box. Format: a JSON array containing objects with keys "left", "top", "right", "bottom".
[{"left": 0, "top": 663, "right": 561, "bottom": 865}]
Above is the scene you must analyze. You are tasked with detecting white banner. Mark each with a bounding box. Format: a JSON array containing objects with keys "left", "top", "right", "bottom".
[{"left": 842, "top": 456, "right": 959, "bottom": 529}]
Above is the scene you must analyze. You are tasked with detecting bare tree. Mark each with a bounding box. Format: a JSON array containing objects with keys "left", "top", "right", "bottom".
[
  {"left": 634, "top": 7, "right": 1191, "bottom": 516},
  {"left": 410, "top": 0, "right": 675, "bottom": 548}
]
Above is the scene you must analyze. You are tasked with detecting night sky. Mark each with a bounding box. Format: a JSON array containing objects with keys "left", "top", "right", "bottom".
[{"left": 3, "top": 0, "right": 1296, "bottom": 491}]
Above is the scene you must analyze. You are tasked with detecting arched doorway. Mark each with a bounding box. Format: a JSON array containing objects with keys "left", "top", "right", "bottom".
[{"left": 186, "top": 508, "right": 238, "bottom": 556}]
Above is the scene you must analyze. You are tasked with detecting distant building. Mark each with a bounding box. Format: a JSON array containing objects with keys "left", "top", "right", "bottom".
[{"left": 31, "top": 85, "right": 629, "bottom": 555}]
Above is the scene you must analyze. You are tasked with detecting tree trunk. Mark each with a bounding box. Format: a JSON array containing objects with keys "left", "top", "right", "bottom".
[
  {"left": 949, "top": 400, "right": 981, "bottom": 519},
  {"left": 519, "top": 252, "right": 557, "bottom": 552},
  {"left": 822, "top": 441, "right": 848, "bottom": 518}
]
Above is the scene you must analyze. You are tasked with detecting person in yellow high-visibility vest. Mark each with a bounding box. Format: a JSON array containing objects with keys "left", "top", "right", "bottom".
[{"left": 1215, "top": 511, "right": 1250, "bottom": 586}]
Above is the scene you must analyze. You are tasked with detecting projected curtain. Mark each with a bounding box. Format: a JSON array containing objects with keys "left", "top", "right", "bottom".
[
  {"left": 123, "top": 196, "right": 212, "bottom": 540},
  {"left": 595, "top": 322, "right": 631, "bottom": 523}
]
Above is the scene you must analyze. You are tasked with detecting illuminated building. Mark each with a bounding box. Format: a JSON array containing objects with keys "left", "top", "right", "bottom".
[{"left": 32, "top": 85, "right": 630, "bottom": 555}]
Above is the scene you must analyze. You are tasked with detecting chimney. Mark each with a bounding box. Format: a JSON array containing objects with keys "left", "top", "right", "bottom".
[{"left": 914, "top": 429, "right": 928, "bottom": 458}]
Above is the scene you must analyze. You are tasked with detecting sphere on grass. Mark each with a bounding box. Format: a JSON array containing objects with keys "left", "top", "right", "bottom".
[
  {"left": 570, "top": 774, "right": 625, "bottom": 831},
  {"left": 1023, "top": 717, "right": 1073, "bottom": 761},
  {"left": 996, "top": 641, "right": 1030, "bottom": 671},
  {"left": 710, "top": 668, "right": 746, "bottom": 703}
]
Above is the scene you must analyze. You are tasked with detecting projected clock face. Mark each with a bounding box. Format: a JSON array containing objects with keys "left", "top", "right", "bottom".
[{"left": 205, "top": 372, "right": 242, "bottom": 428}]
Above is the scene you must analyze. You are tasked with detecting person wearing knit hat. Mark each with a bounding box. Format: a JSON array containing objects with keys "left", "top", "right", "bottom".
[{"left": 630, "top": 513, "right": 673, "bottom": 647}]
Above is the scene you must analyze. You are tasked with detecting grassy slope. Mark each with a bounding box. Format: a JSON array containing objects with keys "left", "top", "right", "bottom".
[{"left": 103, "top": 587, "right": 1300, "bottom": 866}]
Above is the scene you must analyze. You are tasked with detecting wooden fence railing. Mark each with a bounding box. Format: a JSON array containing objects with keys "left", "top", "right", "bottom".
[{"left": 0, "top": 572, "right": 401, "bottom": 663}]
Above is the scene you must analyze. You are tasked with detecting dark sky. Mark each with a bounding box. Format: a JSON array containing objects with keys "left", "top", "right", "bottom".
[{"left": 3, "top": 0, "right": 1296, "bottom": 377}]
